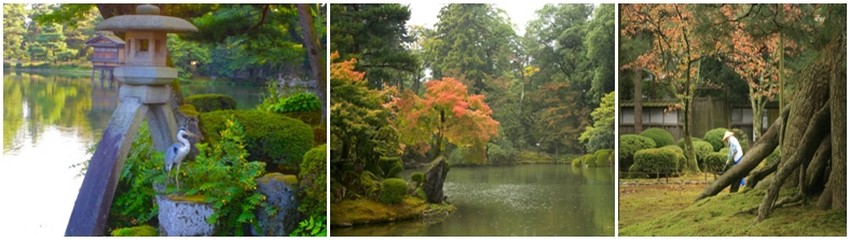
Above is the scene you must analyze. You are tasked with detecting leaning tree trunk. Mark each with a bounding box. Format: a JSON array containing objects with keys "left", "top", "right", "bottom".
[
  {"left": 695, "top": 108, "right": 788, "bottom": 201},
  {"left": 803, "top": 134, "right": 831, "bottom": 196},
  {"left": 757, "top": 103, "right": 830, "bottom": 221},
  {"left": 818, "top": 39, "right": 846, "bottom": 210}
]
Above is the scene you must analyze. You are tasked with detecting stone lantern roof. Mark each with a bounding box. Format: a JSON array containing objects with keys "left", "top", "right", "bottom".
[{"left": 96, "top": 5, "right": 198, "bottom": 33}]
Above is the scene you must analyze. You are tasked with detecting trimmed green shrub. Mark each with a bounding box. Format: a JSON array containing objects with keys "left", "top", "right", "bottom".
[
  {"left": 582, "top": 154, "right": 596, "bottom": 167},
  {"left": 410, "top": 172, "right": 425, "bottom": 184},
  {"left": 677, "top": 137, "right": 704, "bottom": 150},
  {"left": 619, "top": 134, "right": 657, "bottom": 170},
  {"left": 185, "top": 94, "right": 237, "bottom": 113},
  {"left": 200, "top": 110, "right": 313, "bottom": 171},
  {"left": 640, "top": 128, "right": 675, "bottom": 147},
  {"left": 267, "top": 92, "right": 322, "bottom": 113},
  {"left": 704, "top": 128, "right": 729, "bottom": 151},
  {"left": 629, "top": 148, "right": 678, "bottom": 178},
  {"left": 487, "top": 143, "right": 511, "bottom": 164},
  {"left": 660, "top": 145, "right": 685, "bottom": 171},
  {"left": 719, "top": 148, "right": 729, "bottom": 154},
  {"left": 704, "top": 152, "right": 727, "bottom": 173},
  {"left": 691, "top": 140, "right": 715, "bottom": 166},
  {"left": 594, "top": 149, "right": 613, "bottom": 167},
  {"left": 571, "top": 157, "right": 583, "bottom": 168},
  {"left": 379, "top": 178, "right": 408, "bottom": 204},
  {"left": 299, "top": 144, "right": 327, "bottom": 216},
  {"left": 111, "top": 225, "right": 157, "bottom": 236},
  {"left": 283, "top": 111, "right": 323, "bottom": 127}
]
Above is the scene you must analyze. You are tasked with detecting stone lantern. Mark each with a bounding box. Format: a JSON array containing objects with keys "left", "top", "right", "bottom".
[{"left": 66, "top": 5, "right": 197, "bottom": 236}]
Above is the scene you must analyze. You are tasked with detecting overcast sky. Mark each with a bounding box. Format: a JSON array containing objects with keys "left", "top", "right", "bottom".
[{"left": 405, "top": 2, "right": 549, "bottom": 36}]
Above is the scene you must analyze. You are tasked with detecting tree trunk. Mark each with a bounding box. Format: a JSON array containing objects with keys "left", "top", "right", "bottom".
[
  {"left": 297, "top": 4, "right": 327, "bottom": 122},
  {"left": 757, "top": 103, "right": 830, "bottom": 221},
  {"left": 633, "top": 70, "right": 643, "bottom": 133},
  {"left": 818, "top": 39, "right": 846, "bottom": 210},
  {"left": 695, "top": 107, "right": 788, "bottom": 201},
  {"left": 803, "top": 134, "right": 831, "bottom": 196},
  {"left": 745, "top": 155, "right": 779, "bottom": 189}
]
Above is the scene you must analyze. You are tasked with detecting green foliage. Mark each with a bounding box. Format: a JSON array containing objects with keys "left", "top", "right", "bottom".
[
  {"left": 487, "top": 142, "right": 514, "bottom": 165},
  {"left": 594, "top": 149, "right": 614, "bottom": 167},
  {"left": 448, "top": 146, "right": 488, "bottom": 166},
  {"left": 109, "top": 124, "right": 167, "bottom": 229},
  {"left": 184, "top": 94, "right": 237, "bottom": 113},
  {"left": 639, "top": 128, "right": 675, "bottom": 147},
  {"left": 677, "top": 137, "right": 703, "bottom": 150},
  {"left": 410, "top": 172, "right": 425, "bottom": 185},
  {"left": 703, "top": 128, "right": 729, "bottom": 152},
  {"left": 580, "top": 91, "right": 615, "bottom": 152},
  {"left": 704, "top": 152, "right": 727, "bottom": 173},
  {"left": 730, "top": 128, "right": 749, "bottom": 152},
  {"left": 618, "top": 134, "right": 657, "bottom": 171},
  {"left": 298, "top": 144, "right": 327, "bottom": 217},
  {"left": 369, "top": 157, "right": 403, "bottom": 179},
  {"left": 379, "top": 178, "right": 409, "bottom": 204},
  {"left": 180, "top": 116, "right": 266, "bottom": 235},
  {"left": 110, "top": 225, "right": 158, "bottom": 236},
  {"left": 200, "top": 110, "right": 313, "bottom": 171},
  {"left": 290, "top": 215, "right": 327, "bottom": 236},
  {"left": 168, "top": 34, "right": 212, "bottom": 80},
  {"left": 691, "top": 140, "right": 715, "bottom": 166},
  {"left": 267, "top": 92, "right": 322, "bottom": 114},
  {"left": 585, "top": 4, "right": 616, "bottom": 103},
  {"left": 571, "top": 157, "right": 583, "bottom": 168},
  {"left": 516, "top": 150, "right": 556, "bottom": 164},
  {"left": 660, "top": 145, "right": 686, "bottom": 171},
  {"left": 630, "top": 148, "right": 678, "bottom": 178}
]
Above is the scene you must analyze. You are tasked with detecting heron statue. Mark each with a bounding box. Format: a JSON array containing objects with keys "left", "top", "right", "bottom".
[{"left": 165, "top": 127, "right": 197, "bottom": 190}]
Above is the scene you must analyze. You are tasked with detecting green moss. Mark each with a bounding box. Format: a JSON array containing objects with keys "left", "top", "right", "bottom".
[
  {"left": 620, "top": 187, "right": 845, "bottom": 236},
  {"left": 185, "top": 94, "right": 237, "bottom": 113},
  {"left": 166, "top": 194, "right": 208, "bottom": 203},
  {"left": 259, "top": 172, "right": 299, "bottom": 186},
  {"left": 111, "top": 225, "right": 158, "bottom": 236},
  {"left": 410, "top": 172, "right": 425, "bottom": 184},
  {"left": 379, "top": 178, "right": 408, "bottom": 204},
  {"left": 330, "top": 197, "right": 427, "bottom": 226},
  {"left": 178, "top": 104, "right": 200, "bottom": 118},
  {"left": 200, "top": 110, "right": 313, "bottom": 171}
]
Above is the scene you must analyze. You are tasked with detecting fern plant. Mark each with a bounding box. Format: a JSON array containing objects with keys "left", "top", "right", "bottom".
[
  {"left": 180, "top": 116, "right": 267, "bottom": 235},
  {"left": 290, "top": 215, "right": 327, "bottom": 236}
]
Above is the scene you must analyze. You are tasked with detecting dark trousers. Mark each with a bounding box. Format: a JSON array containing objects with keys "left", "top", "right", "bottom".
[{"left": 730, "top": 178, "right": 741, "bottom": 193}]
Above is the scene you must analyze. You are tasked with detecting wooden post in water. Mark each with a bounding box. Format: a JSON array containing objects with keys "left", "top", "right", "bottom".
[{"left": 65, "top": 5, "right": 197, "bottom": 236}]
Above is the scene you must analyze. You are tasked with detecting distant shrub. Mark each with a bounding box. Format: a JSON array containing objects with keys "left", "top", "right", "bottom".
[
  {"left": 594, "top": 149, "right": 613, "bottom": 167},
  {"left": 704, "top": 128, "right": 729, "bottom": 151},
  {"left": 677, "top": 137, "right": 704, "bottom": 150},
  {"left": 200, "top": 110, "right": 313, "bottom": 171},
  {"left": 691, "top": 140, "right": 715, "bottom": 166},
  {"left": 704, "top": 152, "right": 727, "bottom": 173},
  {"left": 487, "top": 143, "right": 511, "bottom": 165},
  {"left": 730, "top": 128, "right": 749, "bottom": 152},
  {"left": 640, "top": 128, "right": 675, "bottom": 147},
  {"left": 267, "top": 92, "right": 321, "bottom": 113},
  {"left": 619, "top": 134, "right": 657, "bottom": 170},
  {"left": 571, "top": 157, "right": 583, "bottom": 168},
  {"left": 185, "top": 94, "right": 237, "bottom": 113},
  {"left": 379, "top": 178, "right": 408, "bottom": 204},
  {"left": 630, "top": 148, "right": 678, "bottom": 178},
  {"left": 410, "top": 172, "right": 425, "bottom": 185},
  {"left": 299, "top": 144, "right": 327, "bottom": 216}
]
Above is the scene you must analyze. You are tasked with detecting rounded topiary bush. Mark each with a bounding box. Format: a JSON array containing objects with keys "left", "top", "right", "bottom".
[
  {"left": 571, "top": 157, "right": 583, "bottom": 168},
  {"left": 704, "top": 128, "right": 729, "bottom": 151},
  {"left": 677, "top": 137, "right": 704, "bottom": 150},
  {"left": 582, "top": 154, "right": 596, "bottom": 167},
  {"left": 379, "top": 178, "right": 408, "bottom": 204},
  {"left": 660, "top": 145, "right": 685, "bottom": 171},
  {"left": 691, "top": 140, "right": 715, "bottom": 166},
  {"left": 594, "top": 149, "right": 613, "bottom": 167},
  {"left": 629, "top": 148, "right": 678, "bottom": 178},
  {"left": 299, "top": 144, "right": 326, "bottom": 214},
  {"left": 639, "top": 128, "right": 675, "bottom": 147},
  {"left": 704, "top": 152, "right": 727, "bottom": 173},
  {"left": 619, "top": 134, "right": 657, "bottom": 170},
  {"left": 200, "top": 110, "right": 313, "bottom": 172},
  {"left": 185, "top": 94, "right": 237, "bottom": 113},
  {"left": 267, "top": 92, "right": 322, "bottom": 114},
  {"left": 410, "top": 172, "right": 424, "bottom": 184}
]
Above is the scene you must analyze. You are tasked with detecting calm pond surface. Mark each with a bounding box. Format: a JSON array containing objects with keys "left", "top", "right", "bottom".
[
  {"left": 332, "top": 164, "right": 615, "bottom": 236},
  {"left": 1, "top": 71, "right": 264, "bottom": 236}
]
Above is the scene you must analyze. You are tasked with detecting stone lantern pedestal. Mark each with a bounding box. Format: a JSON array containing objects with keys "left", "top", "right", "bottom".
[{"left": 65, "top": 5, "right": 197, "bottom": 236}]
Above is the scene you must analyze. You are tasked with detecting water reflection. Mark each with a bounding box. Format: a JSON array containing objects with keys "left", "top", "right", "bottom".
[
  {"left": 333, "top": 164, "right": 615, "bottom": 236},
  {"left": 1, "top": 71, "right": 264, "bottom": 236}
]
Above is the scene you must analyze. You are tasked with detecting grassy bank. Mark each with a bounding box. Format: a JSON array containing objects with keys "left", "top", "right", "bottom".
[
  {"left": 619, "top": 176, "right": 846, "bottom": 236},
  {"left": 330, "top": 196, "right": 456, "bottom": 227}
]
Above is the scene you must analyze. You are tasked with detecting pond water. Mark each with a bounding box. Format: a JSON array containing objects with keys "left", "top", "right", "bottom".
[
  {"left": 1, "top": 71, "right": 265, "bottom": 236},
  {"left": 332, "top": 164, "right": 615, "bottom": 236}
]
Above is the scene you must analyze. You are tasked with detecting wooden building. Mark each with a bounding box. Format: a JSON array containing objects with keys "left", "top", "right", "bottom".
[{"left": 85, "top": 32, "right": 125, "bottom": 81}]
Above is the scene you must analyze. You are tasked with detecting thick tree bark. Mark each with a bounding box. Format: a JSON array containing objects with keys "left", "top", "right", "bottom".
[
  {"left": 745, "top": 156, "right": 779, "bottom": 189},
  {"left": 803, "top": 135, "right": 831, "bottom": 196},
  {"left": 695, "top": 107, "right": 788, "bottom": 201},
  {"left": 757, "top": 103, "right": 830, "bottom": 221},
  {"left": 818, "top": 39, "right": 846, "bottom": 210},
  {"left": 297, "top": 4, "right": 327, "bottom": 122}
]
